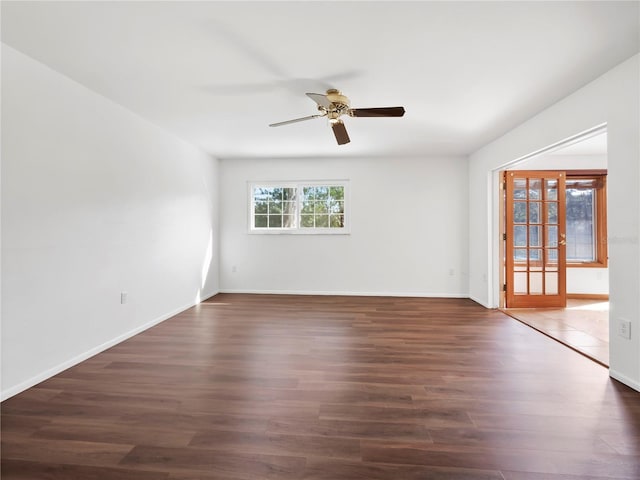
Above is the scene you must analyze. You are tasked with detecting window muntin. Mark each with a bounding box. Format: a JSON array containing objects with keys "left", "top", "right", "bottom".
[
  {"left": 300, "top": 186, "right": 345, "bottom": 229},
  {"left": 250, "top": 182, "right": 348, "bottom": 233},
  {"left": 253, "top": 186, "right": 298, "bottom": 229}
]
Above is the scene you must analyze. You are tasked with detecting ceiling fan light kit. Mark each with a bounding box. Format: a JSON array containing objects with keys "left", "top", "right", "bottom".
[{"left": 269, "top": 89, "right": 405, "bottom": 145}]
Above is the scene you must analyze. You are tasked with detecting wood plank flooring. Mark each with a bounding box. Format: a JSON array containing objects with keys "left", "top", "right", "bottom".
[{"left": 2, "top": 294, "right": 639, "bottom": 479}]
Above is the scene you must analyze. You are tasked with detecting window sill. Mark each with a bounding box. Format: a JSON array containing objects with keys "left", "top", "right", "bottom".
[
  {"left": 248, "top": 229, "right": 351, "bottom": 235},
  {"left": 567, "top": 262, "right": 608, "bottom": 268}
]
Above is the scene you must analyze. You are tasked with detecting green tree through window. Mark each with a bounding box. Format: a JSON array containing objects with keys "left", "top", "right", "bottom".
[{"left": 251, "top": 182, "right": 348, "bottom": 233}]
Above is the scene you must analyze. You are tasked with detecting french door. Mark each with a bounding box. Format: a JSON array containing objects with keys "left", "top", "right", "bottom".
[{"left": 504, "top": 171, "right": 567, "bottom": 308}]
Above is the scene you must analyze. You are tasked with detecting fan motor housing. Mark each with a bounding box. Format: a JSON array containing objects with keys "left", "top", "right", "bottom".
[{"left": 325, "top": 89, "right": 350, "bottom": 108}]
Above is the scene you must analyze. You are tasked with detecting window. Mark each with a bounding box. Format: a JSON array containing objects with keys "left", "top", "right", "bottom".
[
  {"left": 565, "top": 172, "right": 607, "bottom": 267},
  {"left": 253, "top": 186, "right": 297, "bottom": 229},
  {"left": 509, "top": 171, "right": 607, "bottom": 267},
  {"left": 250, "top": 181, "right": 348, "bottom": 233}
]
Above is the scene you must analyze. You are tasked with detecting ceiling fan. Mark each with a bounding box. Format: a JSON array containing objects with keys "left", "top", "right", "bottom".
[{"left": 269, "top": 89, "right": 405, "bottom": 145}]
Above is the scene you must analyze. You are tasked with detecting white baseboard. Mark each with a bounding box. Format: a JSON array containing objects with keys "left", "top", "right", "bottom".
[
  {"left": 1, "top": 290, "right": 219, "bottom": 401},
  {"left": 469, "top": 296, "right": 493, "bottom": 309},
  {"left": 609, "top": 369, "right": 640, "bottom": 392},
  {"left": 218, "top": 288, "right": 469, "bottom": 299}
]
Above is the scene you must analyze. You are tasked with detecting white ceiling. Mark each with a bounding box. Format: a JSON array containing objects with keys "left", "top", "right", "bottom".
[{"left": 2, "top": 1, "right": 638, "bottom": 159}]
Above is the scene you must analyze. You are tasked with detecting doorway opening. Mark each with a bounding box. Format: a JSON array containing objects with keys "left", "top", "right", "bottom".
[{"left": 497, "top": 128, "right": 609, "bottom": 366}]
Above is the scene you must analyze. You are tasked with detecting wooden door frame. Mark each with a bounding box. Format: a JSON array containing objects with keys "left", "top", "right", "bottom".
[{"left": 499, "top": 175, "right": 506, "bottom": 308}]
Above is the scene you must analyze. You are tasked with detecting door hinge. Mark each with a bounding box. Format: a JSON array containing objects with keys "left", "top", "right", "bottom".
[
  {"left": 503, "top": 284, "right": 507, "bottom": 292},
  {"left": 503, "top": 233, "right": 507, "bottom": 241}
]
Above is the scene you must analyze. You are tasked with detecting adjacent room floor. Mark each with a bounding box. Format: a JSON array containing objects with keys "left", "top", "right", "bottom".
[
  {"left": 503, "top": 299, "right": 609, "bottom": 366},
  {"left": 1, "top": 294, "right": 637, "bottom": 480}
]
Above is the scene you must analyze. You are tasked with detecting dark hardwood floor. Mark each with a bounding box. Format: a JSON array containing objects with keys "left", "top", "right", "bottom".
[{"left": 2, "top": 294, "right": 639, "bottom": 479}]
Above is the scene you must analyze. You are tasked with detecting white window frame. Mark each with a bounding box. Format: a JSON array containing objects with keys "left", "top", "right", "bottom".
[{"left": 248, "top": 180, "right": 350, "bottom": 234}]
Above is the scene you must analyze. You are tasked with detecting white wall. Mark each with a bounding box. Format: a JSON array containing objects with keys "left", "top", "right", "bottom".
[
  {"left": 514, "top": 153, "right": 607, "bottom": 171},
  {"left": 469, "top": 54, "right": 639, "bottom": 390},
  {"left": 508, "top": 153, "right": 609, "bottom": 296},
  {"left": 566, "top": 269, "right": 608, "bottom": 296},
  {"left": 1, "top": 45, "right": 220, "bottom": 399},
  {"left": 220, "top": 156, "right": 468, "bottom": 297}
]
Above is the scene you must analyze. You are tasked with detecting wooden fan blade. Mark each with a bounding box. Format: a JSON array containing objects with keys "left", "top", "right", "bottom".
[
  {"left": 331, "top": 120, "right": 350, "bottom": 145},
  {"left": 306, "top": 92, "right": 333, "bottom": 109},
  {"left": 269, "top": 114, "right": 324, "bottom": 127},
  {"left": 350, "top": 107, "right": 405, "bottom": 117}
]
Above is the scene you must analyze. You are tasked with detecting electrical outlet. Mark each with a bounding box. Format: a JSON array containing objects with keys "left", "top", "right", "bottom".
[
  {"left": 121, "top": 292, "right": 128, "bottom": 304},
  {"left": 618, "top": 319, "right": 631, "bottom": 340}
]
